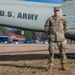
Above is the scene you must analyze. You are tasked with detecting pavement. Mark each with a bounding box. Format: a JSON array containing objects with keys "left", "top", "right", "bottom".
[{"left": 0, "top": 44, "right": 75, "bottom": 57}]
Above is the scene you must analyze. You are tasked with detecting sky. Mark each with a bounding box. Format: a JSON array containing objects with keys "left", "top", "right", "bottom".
[{"left": 23, "top": 0, "right": 63, "bottom": 4}]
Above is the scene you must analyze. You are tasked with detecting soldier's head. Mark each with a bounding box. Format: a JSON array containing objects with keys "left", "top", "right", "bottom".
[{"left": 54, "top": 7, "right": 60, "bottom": 16}]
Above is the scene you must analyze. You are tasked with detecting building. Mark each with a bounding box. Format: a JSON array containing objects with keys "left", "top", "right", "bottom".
[{"left": 7, "top": 31, "right": 23, "bottom": 40}]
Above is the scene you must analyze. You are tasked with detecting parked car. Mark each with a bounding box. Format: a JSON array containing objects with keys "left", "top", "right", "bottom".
[
  {"left": 43, "top": 39, "right": 50, "bottom": 44},
  {"left": 24, "top": 38, "right": 34, "bottom": 43},
  {"left": 44, "top": 40, "right": 49, "bottom": 44},
  {"left": 12, "top": 39, "right": 21, "bottom": 44},
  {"left": 0, "top": 36, "right": 11, "bottom": 44}
]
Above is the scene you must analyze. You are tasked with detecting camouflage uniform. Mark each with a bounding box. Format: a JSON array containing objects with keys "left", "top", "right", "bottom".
[{"left": 44, "top": 15, "right": 69, "bottom": 67}]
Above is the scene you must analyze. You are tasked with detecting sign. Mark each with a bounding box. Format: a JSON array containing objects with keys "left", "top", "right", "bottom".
[{"left": 21, "top": 30, "right": 24, "bottom": 35}]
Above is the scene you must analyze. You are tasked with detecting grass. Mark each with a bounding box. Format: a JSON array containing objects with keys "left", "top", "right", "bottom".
[
  {"left": 67, "top": 59, "right": 75, "bottom": 64},
  {"left": 0, "top": 58, "right": 74, "bottom": 75},
  {"left": 0, "top": 59, "right": 48, "bottom": 75}
]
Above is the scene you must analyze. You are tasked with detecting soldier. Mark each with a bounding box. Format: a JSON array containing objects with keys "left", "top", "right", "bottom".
[{"left": 44, "top": 7, "right": 69, "bottom": 71}]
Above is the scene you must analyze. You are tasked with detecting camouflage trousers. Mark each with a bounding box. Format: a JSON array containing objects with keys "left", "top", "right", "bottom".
[{"left": 48, "top": 41, "right": 67, "bottom": 67}]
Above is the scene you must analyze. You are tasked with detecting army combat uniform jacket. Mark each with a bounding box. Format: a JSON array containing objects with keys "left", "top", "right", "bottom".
[{"left": 44, "top": 15, "right": 69, "bottom": 42}]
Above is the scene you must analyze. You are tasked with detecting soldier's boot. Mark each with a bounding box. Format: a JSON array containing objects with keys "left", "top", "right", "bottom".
[
  {"left": 61, "top": 64, "right": 68, "bottom": 71},
  {"left": 47, "top": 66, "right": 53, "bottom": 72}
]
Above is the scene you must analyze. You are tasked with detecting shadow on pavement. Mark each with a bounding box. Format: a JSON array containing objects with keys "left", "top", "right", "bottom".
[
  {"left": 0, "top": 63, "right": 47, "bottom": 70},
  {"left": 0, "top": 53, "right": 74, "bottom": 61},
  {"left": 0, "top": 54, "right": 49, "bottom": 61}
]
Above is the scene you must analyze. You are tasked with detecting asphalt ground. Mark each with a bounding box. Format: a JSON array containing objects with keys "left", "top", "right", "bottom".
[
  {"left": 0, "top": 44, "right": 75, "bottom": 58},
  {"left": 0, "top": 44, "right": 75, "bottom": 54},
  {"left": 0, "top": 44, "right": 49, "bottom": 55}
]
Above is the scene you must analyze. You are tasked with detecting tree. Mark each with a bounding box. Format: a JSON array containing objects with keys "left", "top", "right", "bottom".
[
  {"left": 24, "top": 31, "right": 32, "bottom": 38},
  {"left": 41, "top": 32, "right": 50, "bottom": 41},
  {"left": 13, "top": 29, "right": 21, "bottom": 35},
  {"left": 0, "top": 26, "right": 7, "bottom": 36}
]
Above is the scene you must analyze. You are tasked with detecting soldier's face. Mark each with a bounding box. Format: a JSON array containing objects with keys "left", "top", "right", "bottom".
[{"left": 54, "top": 10, "right": 60, "bottom": 16}]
